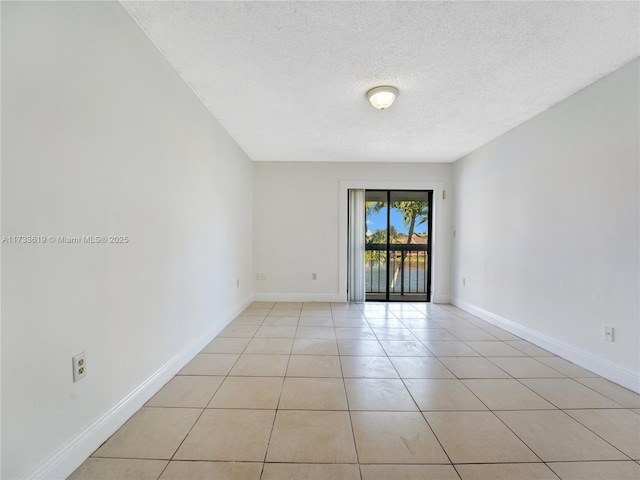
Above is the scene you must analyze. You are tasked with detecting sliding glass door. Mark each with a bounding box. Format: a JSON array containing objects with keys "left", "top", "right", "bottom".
[{"left": 364, "top": 190, "right": 432, "bottom": 302}]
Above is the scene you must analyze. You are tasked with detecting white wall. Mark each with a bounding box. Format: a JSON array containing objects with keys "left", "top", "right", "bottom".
[
  {"left": 1, "top": 2, "right": 253, "bottom": 478},
  {"left": 451, "top": 59, "right": 639, "bottom": 391},
  {"left": 253, "top": 162, "right": 453, "bottom": 303}
]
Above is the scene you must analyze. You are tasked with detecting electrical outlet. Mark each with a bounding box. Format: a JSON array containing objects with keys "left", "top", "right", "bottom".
[
  {"left": 312, "top": 272, "right": 317, "bottom": 280},
  {"left": 72, "top": 352, "right": 86, "bottom": 382},
  {"left": 604, "top": 326, "right": 615, "bottom": 342}
]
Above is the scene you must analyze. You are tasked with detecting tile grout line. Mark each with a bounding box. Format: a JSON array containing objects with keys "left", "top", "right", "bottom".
[
  {"left": 334, "top": 304, "right": 364, "bottom": 480},
  {"left": 161, "top": 303, "right": 265, "bottom": 474},
  {"left": 258, "top": 303, "right": 290, "bottom": 480},
  {"left": 555, "top": 408, "right": 636, "bottom": 462},
  {"left": 369, "top": 304, "right": 460, "bottom": 472}
]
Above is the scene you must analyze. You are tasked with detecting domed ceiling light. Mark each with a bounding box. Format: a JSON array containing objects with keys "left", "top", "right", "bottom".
[{"left": 366, "top": 85, "right": 399, "bottom": 110}]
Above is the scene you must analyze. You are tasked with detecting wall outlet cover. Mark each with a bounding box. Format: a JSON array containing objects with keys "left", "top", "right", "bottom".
[{"left": 72, "top": 352, "right": 87, "bottom": 382}]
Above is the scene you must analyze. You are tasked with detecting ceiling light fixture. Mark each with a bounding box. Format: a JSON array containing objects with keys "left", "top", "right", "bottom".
[{"left": 366, "top": 85, "right": 399, "bottom": 110}]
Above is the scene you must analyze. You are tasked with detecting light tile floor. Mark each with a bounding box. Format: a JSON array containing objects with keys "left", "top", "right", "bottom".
[{"left": 69, "top": 302, "right": 640, "bottom": 480}]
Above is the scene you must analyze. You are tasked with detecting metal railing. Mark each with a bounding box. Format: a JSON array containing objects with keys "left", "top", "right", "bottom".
[{"left": 365, "top": 244, "right": 428, "bottom": 296}]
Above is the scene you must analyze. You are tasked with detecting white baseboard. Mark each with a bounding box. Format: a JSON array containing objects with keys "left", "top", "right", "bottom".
[
  {"left": 252, "top": 292, "right": 345, "bottom": 303},
  {"left": 25, "top": 296, "right": 253, "bottom": 480},
  {"left": 451, "top": 297, "right": 640, "bottom": 394}
]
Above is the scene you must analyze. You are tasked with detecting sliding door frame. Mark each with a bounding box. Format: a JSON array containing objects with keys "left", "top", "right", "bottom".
[
  {"left": 339, "top": 180, "right": 447, "bottom": 303},
  {"left": 364, "top": 189, "right": 433, "bottom": 302}
]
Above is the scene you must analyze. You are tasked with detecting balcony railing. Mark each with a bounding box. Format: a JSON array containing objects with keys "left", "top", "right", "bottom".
[{"left": 365, "top": 244, "right": 429, "bottom": 297}]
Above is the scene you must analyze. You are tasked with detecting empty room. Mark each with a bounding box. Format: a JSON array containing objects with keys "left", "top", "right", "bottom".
[{"left": 2, "top": 1, "right": 639, "bottom": 479}]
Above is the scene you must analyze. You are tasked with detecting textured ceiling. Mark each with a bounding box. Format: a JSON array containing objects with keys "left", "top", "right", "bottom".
[{"left": 122, "top": 1, "right": 639, "bottom": 163}]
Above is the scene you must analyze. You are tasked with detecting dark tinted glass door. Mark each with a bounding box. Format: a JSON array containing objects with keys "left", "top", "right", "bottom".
[{"left": 365, "top": 190, "right": 432, "bottom": 302}]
